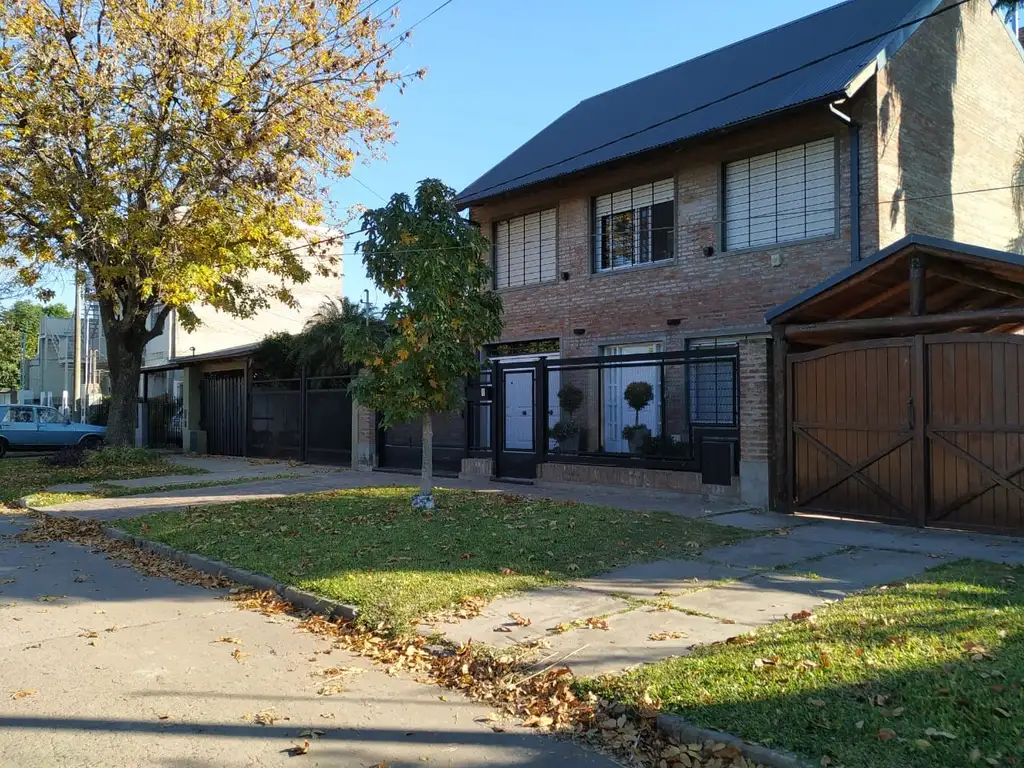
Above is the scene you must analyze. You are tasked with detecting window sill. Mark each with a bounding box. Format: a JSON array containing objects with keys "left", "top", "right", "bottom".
[
  {"left": 493, "top": 279, "right": 559, "bottom": 295},
  {"left": 720, "top": 232, "right": 837, "bottom": 257},
  {"left": 590, "top": 258, "right": 677, "bottom": 279}
]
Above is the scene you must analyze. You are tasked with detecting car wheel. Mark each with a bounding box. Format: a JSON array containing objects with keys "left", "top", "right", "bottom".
[
  {"left": 80, "top": 435, "right": 103, "bottom": 451},
  {"left": 0, "top": 439, "right": 7, "bottom": 459}
]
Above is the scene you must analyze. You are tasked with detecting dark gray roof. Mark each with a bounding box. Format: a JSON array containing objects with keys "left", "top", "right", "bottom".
[{"left": 457, "top": 0, "right": 938, "bottom": 206}]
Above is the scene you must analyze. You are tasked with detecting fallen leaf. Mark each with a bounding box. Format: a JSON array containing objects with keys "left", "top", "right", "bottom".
[
  {"left": 993, "top": 707, "right": 1011, "bottom": 718},
  {"left": 79, "top": 630, "right": 98, "bottom": 639},
  {"left": 790, "top": 610, "right": 815, "bottom": 622},
  {"left": 522, "top": 715, "right": 554, "bottom": 729},
  {"left": 855, "top": 721, "right": 864, "bottom": 730},
  {"left": 914, "top": 739, "right": 933, "bottom": 750},
  {"left": 809, "top": 699, "right": 826, "bottom": 707},
  {"left": 583, "top": 616, "right": 609, "bottom": 630},
  {"left": 298, "top": 729, "right": 326, "bottom": 739},
  {"left": 215, "top": 636, "right": 242, "bottom": 644},
  {"left": 508, "top": 612, "right": 531, "bottom": 627},
  {"left": 37, "top": 595, "right": 62, "bottom": 602},
  {"left": 970, "top": 748, "right": 983, "bottom": 763},
  {"left": 878, "top": 728, "right": 897, "bottom": 741},
  {"left": 0, "top": 578, "right": 16, "bottom": 585},
  {"left": 924, "top": 727, "right": 956, "bottom": 739},
  {"left": 73, "top": 575, "right": 90, "bottom": 583},
  {"left": 552, "top": 622, "right": 573, "bottom": 634},
  {"left": 493, "top": 626, "right": 513, "bottom": 633},
  {"left": 936, "top": 588, "right": 950, "bottom": 598},
  {"left": 499, "top": 568, "right": 516, "bottom": 575},
  {"left": 459, "top": 553, "right": 473, "bottom": 560},
  {"left": 252, "top": 710, "right": 278, "bottom": 725},
  {"left": 157, "top": 713, "right": 169, "bottom": 720},
  {"left": 567, "top": 564, "right": 579, "bottom": 572},
  {"left": 231, "top": 648, "right": 248, "bottom": 662},
  {"left": 285, "top": 740, "right": 310, "bottom": 756},
  {"left": 648, "top": 631, "right": 688, "bottom": 641},
  {"left": 10, "top": 689, "right": 35, "bottom": 700}
]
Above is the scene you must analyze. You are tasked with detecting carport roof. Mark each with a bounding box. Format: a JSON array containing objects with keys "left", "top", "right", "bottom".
[{"left": 765, "top": 234, "right": 1024, "bottom": 330}]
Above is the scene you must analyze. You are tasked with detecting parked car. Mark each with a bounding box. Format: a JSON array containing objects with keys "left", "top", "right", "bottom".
[{"left": 0, "top": 404, "right": 106, "bottom": 458}]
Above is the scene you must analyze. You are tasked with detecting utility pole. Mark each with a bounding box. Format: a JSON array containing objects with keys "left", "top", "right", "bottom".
[
  {"left": 73, "top": 279, "right": 83, "bottom": 420},
  {"left": 19, "top": 330, "right": 26, "bottom": 392}
]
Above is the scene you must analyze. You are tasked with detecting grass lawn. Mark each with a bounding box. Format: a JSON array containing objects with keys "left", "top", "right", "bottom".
[
  {"left": 0, "top": 447, "right": 204, "bottom": 506},
  {"left": 590, "top": 560, "right": 1024, "bottom": 768},
  {"left": 117, "top": 486, "right": 749, "bottom": 629},
  {"left": 24, "top": 473, "right": 302, "bottom": 508}
]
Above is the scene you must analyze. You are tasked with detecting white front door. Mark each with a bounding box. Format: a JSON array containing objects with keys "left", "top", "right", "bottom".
[
  {"left": 603, "top": 342, "right": 662, "bottom": 453},
  {"left": 503, "top": 369, "right": 534, "bottom": 451}
]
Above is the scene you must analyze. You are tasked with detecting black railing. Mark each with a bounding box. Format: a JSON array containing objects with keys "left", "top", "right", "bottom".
[
  {"left": 147, "top": 393, "right": 183, "bottom": 451},
  {"left": 543, "top": 349, "right": 739, "bottom": 472},
  {"left": 466, "top": 348, "right": 740, "bottom": 478}
]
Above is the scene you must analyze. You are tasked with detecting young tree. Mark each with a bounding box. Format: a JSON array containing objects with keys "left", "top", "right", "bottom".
[
  {"left": 0, "top": 300, "right": 74, "bottom": 388},
  {"left": 0, "top": 0, "right": 416, "bottom": 444},
  {"left": 343, "top": 179, "right": 503, "bottom": 506}
]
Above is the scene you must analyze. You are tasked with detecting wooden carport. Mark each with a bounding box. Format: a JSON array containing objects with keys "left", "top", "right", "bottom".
[{"left": 767, "top": 234, "right": 1024, "bottom": 534}]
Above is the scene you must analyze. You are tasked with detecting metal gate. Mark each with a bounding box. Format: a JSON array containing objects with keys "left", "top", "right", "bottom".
[
  {"left": 495, "top": 364, "right": 539, "bottom": 479},
  {"left": 789, "top": 334, "right": 1024, "bottom": 533},
  {"left": 378, "top": 413, "right": 466, "bottom": 474},
  {"left": 201, "top": 371, "right": 245, "bottom": 456}
]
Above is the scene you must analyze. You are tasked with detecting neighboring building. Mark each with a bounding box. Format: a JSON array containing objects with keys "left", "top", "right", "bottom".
[
  {"left": 22, "top": 311, "right": 106, "bottom": 411},
  {"left": 138, "top": 227, "right": 343, "bottom": 453},
  {"left": 441, "top": 0, "right": 1024, "bottom": 507}
]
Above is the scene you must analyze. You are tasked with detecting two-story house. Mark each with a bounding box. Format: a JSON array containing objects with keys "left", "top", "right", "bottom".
[{"left": 450, "top": 0, "right": 1024, "bottom": 508}]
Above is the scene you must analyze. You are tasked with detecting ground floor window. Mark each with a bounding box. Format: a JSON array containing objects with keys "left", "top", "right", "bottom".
[
  {"left": 687, "top": 338, "right": 738, "bottom": 426},
  {"left": 602, "top": 342, "right": 663, "bottom": 453}
]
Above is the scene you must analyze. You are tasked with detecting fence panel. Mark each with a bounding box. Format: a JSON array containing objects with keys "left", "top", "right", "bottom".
[
  {"left": 248, "top": 378, "right": 302, "bottom": 460},
  {"left": 305, "top": 376, "right": 353, "bottom": 465}
]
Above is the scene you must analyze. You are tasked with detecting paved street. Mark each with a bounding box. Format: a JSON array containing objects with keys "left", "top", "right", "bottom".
[{"left": 0, "top": 513, "right": 613, "bottom": 768}]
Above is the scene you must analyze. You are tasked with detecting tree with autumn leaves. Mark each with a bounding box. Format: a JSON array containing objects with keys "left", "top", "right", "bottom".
[
  {"left": 343, "top": 179, "right": 502, "bottom": 506},
  {"left": 0, "top": 0, "right": 415, "bottom": 444}
]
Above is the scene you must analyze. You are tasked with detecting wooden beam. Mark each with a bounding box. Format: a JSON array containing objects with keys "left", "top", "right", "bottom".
[
  {"left": 928, "top": 259, "right": 1024, "bottom": 300},
  {"left": 785, "top": 307, "right": 1024, "bottom": 340},
  {"left": 770, "top": 328, "right": 789, "bottom": 513},
  {"left": 909, "top": 255, "right": 926, "bottom": 316},
  {"left": 837, "top": 282, "right": 905, "bottom": 319}
]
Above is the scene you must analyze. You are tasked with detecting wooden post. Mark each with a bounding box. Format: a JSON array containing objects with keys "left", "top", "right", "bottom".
[
  {"left": 911, "top": 334, "right": 929, "bottom": 527},
  {"left": 770, "top": 327, "right": 790, "bottom": 513},
  {"left": 909, "top": 255, "right": 926, "bottom": 316}
]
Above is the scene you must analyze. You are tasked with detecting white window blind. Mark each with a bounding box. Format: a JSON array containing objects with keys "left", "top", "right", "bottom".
[
  {"left": 724, "top": 138, "right": 836, "bottom": 251},
  {"left": 494, "top": 209, "right": 557, "bottom": 289},
  {"left": 594, "top": 179, "right": 675, "bottom": 271}
]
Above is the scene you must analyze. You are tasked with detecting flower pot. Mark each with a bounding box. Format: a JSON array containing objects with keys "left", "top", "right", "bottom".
[
  {"left": 556, "top": 433, "right": 580, "bottom": 454},
  {"left": 626, "top": 426, "right": 650, "bottom": 455}
]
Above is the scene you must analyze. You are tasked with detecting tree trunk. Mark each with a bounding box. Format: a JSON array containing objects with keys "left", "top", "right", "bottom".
[
  {"left": 420, "top": 411, "right": 433, "bottom": 498},
  {"left": 103, "top": 323, "right": 146, "bottom": 447}
]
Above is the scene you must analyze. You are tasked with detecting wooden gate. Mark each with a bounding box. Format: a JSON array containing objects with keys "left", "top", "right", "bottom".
[{"left": 789, "top": 334, "right": 1024, "bottom": 533}]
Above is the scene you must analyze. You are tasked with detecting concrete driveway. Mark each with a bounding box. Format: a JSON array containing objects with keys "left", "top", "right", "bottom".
[{"left": 0, "top": 513, "right": 613, "bottom": 768}]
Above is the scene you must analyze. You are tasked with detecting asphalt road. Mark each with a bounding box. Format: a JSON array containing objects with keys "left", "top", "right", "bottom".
[{"left": 0, "top": 513, "right": 613, "bottom": 768}]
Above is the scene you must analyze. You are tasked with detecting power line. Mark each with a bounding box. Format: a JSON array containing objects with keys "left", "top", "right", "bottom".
[
  {"left": 350, "top": 174, "right": 387, "bottom": 202},
  {"left": 461, "top": 0, "right": 979, "bottom": 202}
]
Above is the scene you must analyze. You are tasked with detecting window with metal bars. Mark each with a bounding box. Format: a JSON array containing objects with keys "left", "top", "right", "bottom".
[
  {"left": 593, "top": 179, "right": 674, "bottom": 272},
  {"left": 493, "top": 209, "right": 557, "bottom": 289},
  {"left": 687, "top": 339, "right": 738, "bottom": 426},
  {"left": 723, "top": 138, "right": 836, "bottom": 251}
]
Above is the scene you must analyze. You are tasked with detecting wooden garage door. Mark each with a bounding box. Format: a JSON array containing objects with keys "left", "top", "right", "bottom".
[
  {"left": 927, "top": 335, "right": 1024, "bottom": 533},
  {"left": 790, "top": 339, "right": 920, "bottom": 525}
]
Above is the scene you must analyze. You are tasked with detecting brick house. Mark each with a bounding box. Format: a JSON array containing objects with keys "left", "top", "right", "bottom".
[{"left": 442, "top": 0, "right": 1024, "bottom": 508}]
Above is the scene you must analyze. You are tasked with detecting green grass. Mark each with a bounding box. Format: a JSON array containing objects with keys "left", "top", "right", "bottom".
[
  {"left": 588, "top": 560, "right": 1024, "bottom": 768},
  {"left": 24, "top": 473, "right": 303, "bottom": 508},
  {"left": 116, "top": 487, "right": 749, "bottom": 630},
  {"left": 0, "top": 447, "right": 204, "bottom": 506}
]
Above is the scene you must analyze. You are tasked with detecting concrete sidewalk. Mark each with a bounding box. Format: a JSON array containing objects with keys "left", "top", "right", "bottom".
[{"left": 0, "top": 513, "right": 613, "bottom": 768}]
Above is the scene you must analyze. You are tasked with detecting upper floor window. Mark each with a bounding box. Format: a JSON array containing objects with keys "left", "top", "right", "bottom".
[
  {"left": 724, "top": 137, "right": 836, "bottom": 251},
  {"left": 594, "top": 179, "right": 674, "bottom": 272},
  {"left": 494, "top": 209, "right": 557, "bottom": 289}
]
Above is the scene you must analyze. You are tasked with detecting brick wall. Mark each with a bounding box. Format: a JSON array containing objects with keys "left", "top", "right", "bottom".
[
  {"left": 471, "top": 99, "right": 878, "bottom": 468},
  {"left": 876, "top": 0, "right": 1024, "bottom": 251}
]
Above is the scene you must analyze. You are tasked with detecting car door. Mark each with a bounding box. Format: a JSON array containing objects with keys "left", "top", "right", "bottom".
[
  {"left": 36, "top": 407, "right": 72, "bottom": 447},
  {"left": 0, "top": 406, "right": 39, "bottom": 447}
]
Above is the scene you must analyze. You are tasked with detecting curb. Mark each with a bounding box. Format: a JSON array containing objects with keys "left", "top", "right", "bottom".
[
  {"left": 655, "top": 714, "right": 814, "bottom": 768},
  {"left": 25, "top": 509, "right": 361, "bottom": 622}
]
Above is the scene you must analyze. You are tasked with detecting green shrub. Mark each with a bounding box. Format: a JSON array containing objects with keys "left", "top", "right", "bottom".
[{"left": 88, "top": 445, "right": 163, "bottom": 469}]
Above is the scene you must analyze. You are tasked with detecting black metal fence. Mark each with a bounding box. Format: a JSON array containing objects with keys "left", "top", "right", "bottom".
[
  {"left": 466, "top": 348, "right": 740, "bottom": 479},
  {"left": 247, "top": 371, "right": 352, "bottom": 464},
  {"left": 147, "top": 393, "right": 183, "bottom": 450}
]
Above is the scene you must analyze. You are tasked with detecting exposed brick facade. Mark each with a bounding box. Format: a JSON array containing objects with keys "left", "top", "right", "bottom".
[
  {"left": 876, "top": 0, "right": 1024, "bottom": 252},
  {"left": 459, "top": 7, "right": 1024, "bottom": 506}
]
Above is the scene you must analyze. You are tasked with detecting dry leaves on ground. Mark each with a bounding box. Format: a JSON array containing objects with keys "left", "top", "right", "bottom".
[
  {"left": 28, "top": 515, "right": 770, "bottom": 768},
  {"left": 648, "top": 631, "right": 688, "bottom": 641},
  {"left": 15, "top": 515, "right": 233, "bottom": 589},
  {"left": 10, "top": 689, "right": 36, "bottom": 700}
]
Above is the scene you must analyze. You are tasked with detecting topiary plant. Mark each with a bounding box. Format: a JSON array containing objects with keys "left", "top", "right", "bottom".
[
  {"left": 622, "top": 381, "right": 654, "bottom": 451},
  {"left": 557, "top": 384, "right": 583, "bottom": 416}
]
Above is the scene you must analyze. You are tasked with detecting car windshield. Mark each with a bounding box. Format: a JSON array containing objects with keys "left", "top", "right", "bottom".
[{"left": 38, "top": 408, "right": 64, "bottom": 424}]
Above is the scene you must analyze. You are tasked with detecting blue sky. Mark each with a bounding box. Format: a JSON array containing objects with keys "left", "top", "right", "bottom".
[
  {"left": 338, "top": 0, "right": 839, "bottom": 307},
  {"left": 40, "top": 0, "right": 841, "bottom": 310}
]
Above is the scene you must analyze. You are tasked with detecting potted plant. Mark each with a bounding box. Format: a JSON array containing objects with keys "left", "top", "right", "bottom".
[
  {"left": 621, "top": 380, "right": 654, "bottom": 454},
  {"left": 551, "top": 384, "right": 583, "bottom": 453}
]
